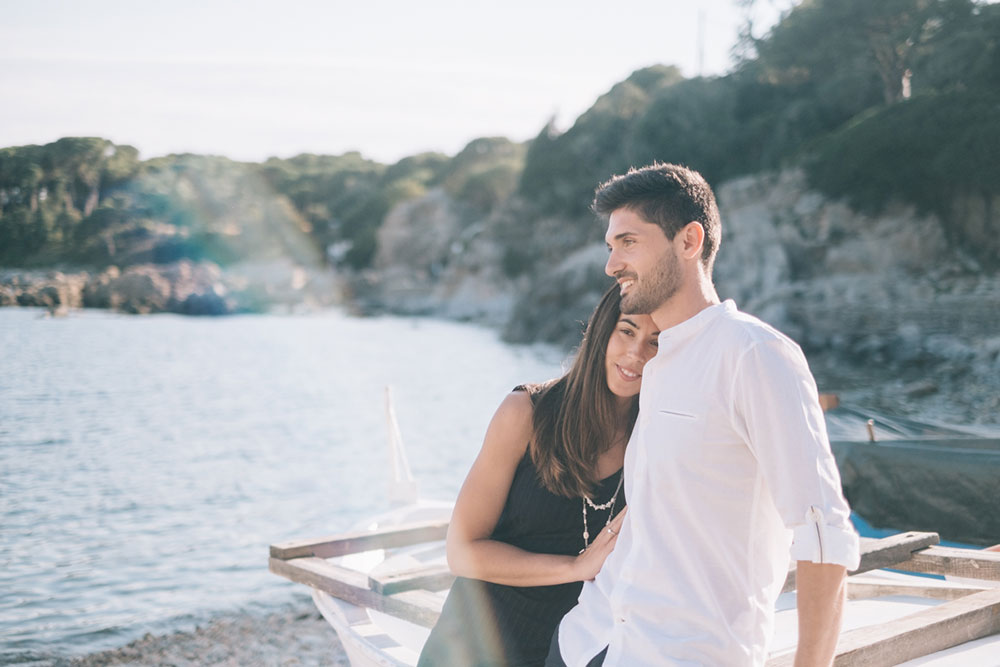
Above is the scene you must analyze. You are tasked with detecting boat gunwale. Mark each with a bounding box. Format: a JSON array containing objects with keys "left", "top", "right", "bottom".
[{"left": 269, "top": 525, "right": 1000, "bottom": 667}]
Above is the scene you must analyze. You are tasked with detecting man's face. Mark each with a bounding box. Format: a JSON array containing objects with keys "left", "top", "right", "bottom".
[{"left": 605, "top": 208, "right": 682, "bottom": 315}]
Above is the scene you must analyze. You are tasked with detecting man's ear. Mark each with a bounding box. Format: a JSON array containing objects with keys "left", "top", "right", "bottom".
[{"left": 676, "top": 221, "right": 705, "bottom": 260}]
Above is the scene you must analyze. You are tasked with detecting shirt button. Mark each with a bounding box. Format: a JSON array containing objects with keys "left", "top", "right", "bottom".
[{"left": 616, "top": 617, "right": 626, "bottom": 624}]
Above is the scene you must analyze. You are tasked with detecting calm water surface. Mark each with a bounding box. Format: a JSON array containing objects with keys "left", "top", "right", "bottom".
[{"left": 0, "top": 308, "right": 564, "bottom": 661}]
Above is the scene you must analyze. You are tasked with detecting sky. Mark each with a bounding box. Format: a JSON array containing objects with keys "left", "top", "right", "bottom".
[{"left": 1, "top": 0, "right": 788, "bottom": 164}]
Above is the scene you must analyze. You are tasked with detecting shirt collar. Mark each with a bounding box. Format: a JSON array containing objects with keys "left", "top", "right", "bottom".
[{"left": 656, "top": 299, "right": 736, "bottom": 347}]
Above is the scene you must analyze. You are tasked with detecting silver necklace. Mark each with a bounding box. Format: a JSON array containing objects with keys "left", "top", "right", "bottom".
[{"left": 579, "top": 473, "right": 623, "bottom": 553}]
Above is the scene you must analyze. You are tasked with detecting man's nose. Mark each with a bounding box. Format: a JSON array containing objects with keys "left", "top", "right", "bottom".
[{"left": 605, "top": 249, "right": 621, "bottom": 277}]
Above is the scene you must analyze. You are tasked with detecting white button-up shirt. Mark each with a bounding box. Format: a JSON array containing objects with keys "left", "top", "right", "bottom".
[{"left": 558, "top": 300, "right": 860, "bottom": 666}]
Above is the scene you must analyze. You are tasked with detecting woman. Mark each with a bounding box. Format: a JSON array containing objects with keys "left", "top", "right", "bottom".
[{"left": 418, "top": 285, "right": 660, "bottom": 666}]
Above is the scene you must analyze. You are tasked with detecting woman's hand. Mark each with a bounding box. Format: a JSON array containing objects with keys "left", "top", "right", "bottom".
[{"left": 573, "top": 506, "right": 628, "bottom": 581}]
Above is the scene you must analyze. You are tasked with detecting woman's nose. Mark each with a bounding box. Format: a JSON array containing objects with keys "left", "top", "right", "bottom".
[{"left": 627, "top": 339, "right": 646, "bottom": 359}]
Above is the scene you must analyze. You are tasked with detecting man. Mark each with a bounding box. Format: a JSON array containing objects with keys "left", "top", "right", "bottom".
[{"left": 547, "top": 163, "right": 860, "bottom": 667}]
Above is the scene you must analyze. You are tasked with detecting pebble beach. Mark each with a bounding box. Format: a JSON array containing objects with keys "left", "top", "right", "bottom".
[{"left": 58, "top": 597, "right": 346, "bottom": 667}]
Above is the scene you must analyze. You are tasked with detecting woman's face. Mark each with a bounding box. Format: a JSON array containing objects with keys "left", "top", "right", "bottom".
[{"left": 604, "top": 313, "right": 659, "bottom": 398}]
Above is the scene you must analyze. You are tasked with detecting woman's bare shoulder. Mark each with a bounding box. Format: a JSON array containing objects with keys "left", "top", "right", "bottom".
[
  {"left": 482, "top": 390, "right": 535, "bottom": 458},
  {"left": 498, "top": 388, "right": 535, "bottom": 417}
]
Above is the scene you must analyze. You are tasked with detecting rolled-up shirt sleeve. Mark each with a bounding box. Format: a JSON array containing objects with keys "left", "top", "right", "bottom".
[{"left": 732, "top": 336, "right": 861, "bottom": 571}]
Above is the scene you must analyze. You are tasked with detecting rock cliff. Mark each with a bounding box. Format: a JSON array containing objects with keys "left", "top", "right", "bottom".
[{"left": 360, "top": 170, "right": 1000, "bottom": 423}]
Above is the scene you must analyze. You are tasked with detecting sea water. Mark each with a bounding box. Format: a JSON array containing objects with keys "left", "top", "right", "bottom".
[{"left": 0, "top": 308, "right": 565, "bottom": 661}]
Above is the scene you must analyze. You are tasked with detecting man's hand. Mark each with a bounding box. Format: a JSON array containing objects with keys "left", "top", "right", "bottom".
[{"left": 794, "top": 561, "right": 847, "bottom": 667}]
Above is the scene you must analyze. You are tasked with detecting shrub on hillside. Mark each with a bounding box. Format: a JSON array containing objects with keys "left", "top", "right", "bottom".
[{"left": 806, "top": 90, "right": 1000, "bottom": 264}]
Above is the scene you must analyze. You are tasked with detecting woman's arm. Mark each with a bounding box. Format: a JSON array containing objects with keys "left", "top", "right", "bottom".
[{"left": 445, "top": 391, "right": 623, "bottom": 587}]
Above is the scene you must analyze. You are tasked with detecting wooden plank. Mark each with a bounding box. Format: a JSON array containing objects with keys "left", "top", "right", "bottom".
[
  {"left": 851, "top": 533, "right": 941, "bottom": 575},
  {"left": 847, "top": 580, "right": 989, "bottom": 602},
  {"left": 391, "top": 589, "right": 446, "bottom": 620},
  {"left": 782, "top": 532, "right": 940, "bottom": 593},
  {"left": 369, "top": 563, "right": 455, "bottom": 596},
  {"left": 766, "top": 587, "right": 1000, "bottom": 667},
  {"left": 268, "top": 556, "right": 443, "bottom": 627},
  {"left": 895, "top": 545, "right": 1000, "bottom": 582},
  {"left": 834, "top": 587, "right": 1000, "bottom": 666},
  {"left": 270, "top": 519, "right": 449, "bottom": 560}
]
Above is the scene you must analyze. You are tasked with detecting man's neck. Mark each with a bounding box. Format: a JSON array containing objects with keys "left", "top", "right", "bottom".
[{"left": 650, "top": 279, "right": 720, "bottom": 331}]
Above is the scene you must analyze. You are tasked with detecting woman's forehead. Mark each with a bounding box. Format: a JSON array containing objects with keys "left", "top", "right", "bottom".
[{"left": 618, "top": 314, "right": 656, "bottom": 329}]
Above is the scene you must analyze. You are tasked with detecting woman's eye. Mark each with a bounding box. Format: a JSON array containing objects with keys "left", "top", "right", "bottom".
[{"left": 620, "top": 328, "right": 634, "bottom": 336}]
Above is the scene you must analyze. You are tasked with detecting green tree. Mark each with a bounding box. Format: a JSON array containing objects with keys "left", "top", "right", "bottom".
[
  {"left": 910, "top": 1, "right": 1000, "bottom": 94},
  {"left": 441, "top": 137, "right": 525, "bottom": 212},
  {"left": 805, "top": 90, "right": 1000, "bottom": 264},
  {"left": 626, "top": 77, "right": 746, "bottom": 185},
  {"left": 743, "top": 0, "right": 976, "bottom": 105},
  {"left": 518, "top": 65, "right": 684, "bottom": 216}
]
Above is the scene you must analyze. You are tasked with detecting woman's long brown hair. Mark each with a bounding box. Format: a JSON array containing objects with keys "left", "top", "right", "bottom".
[{"left": 526, "top": 285, "right": 639, "bottom": 498}]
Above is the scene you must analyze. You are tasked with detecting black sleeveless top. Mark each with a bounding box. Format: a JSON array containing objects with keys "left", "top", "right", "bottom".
[{"left": 417, "top": 392, "right": 626, "bottom": 667}]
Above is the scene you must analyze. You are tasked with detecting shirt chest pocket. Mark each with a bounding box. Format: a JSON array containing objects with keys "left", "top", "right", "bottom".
[{"left": 648, "top": 406, "right": 708, "bottom": 463}]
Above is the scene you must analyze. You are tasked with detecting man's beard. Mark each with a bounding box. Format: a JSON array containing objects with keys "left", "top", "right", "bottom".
[{"left": 620, "top": 250, "right": 683, "bottom": 315}]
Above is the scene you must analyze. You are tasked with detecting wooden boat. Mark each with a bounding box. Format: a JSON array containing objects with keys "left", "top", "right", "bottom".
[
  {"left": 270, "top": 521, "right": 1000, "bottom": 666},
  {"left": 823, "top": 402, "right": 1000, "bottom": 546},
  {"left": 270, "top": 392, "right": 1000, "bottom": 665}
]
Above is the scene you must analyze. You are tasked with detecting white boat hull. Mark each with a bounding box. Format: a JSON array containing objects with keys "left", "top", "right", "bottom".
[
  {"left": 312, "top": 501, "right": 451, "bottom": 667},
  {"left": 299, "top": 510, "right": 1000, "bottom": 667}
]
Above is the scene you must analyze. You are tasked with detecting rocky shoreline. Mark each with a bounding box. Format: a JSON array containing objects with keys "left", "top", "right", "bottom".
[
  {"left": 809, "top": 351, "right": 1000, "bottom": 428},
  {"left": 18, "top": 599, "right": 346, "bottom": 667},
  {"left": 0, "top": 260, "right": 345, "bottom": 317}
]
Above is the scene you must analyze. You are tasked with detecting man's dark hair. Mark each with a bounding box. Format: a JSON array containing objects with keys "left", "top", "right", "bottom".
[{"left": 593, "top": 162, "right": 721, "bottom": 272}]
